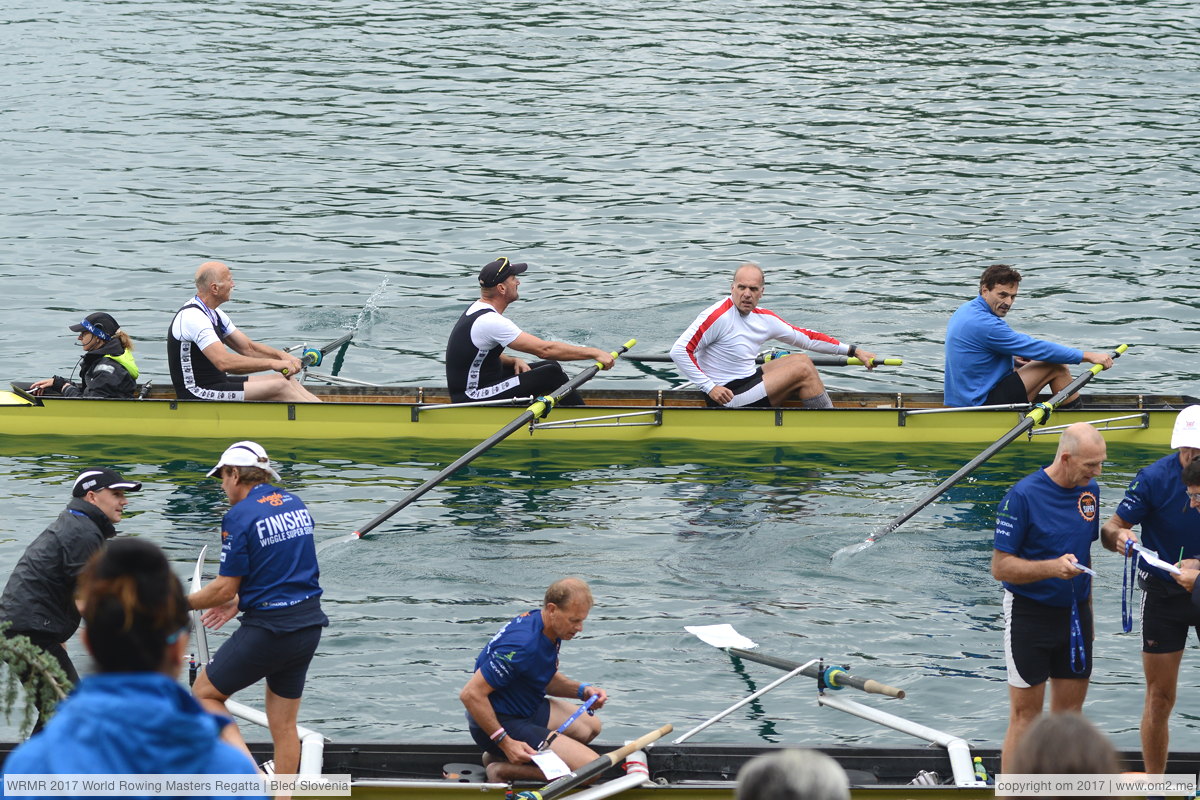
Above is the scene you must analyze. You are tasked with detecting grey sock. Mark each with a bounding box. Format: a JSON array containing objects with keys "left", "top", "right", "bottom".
[{"left": 801, "top": 391, "right": 833, "bottom": 409}]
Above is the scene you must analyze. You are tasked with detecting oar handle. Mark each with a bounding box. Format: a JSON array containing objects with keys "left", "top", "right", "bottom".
[{"left": 523, "top": 724, "right": 673, "bottom": 800}]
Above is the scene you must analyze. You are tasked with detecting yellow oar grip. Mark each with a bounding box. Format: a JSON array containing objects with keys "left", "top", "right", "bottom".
[
  {"left": 848, "top": 357, "right": 903, "bottom": 366},
  {"left": 596, "top": 338, "right": 637, "bottom": 368}
]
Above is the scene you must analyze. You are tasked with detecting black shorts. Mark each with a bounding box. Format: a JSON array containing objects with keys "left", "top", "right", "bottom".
[
  {"left": 1140, "top": 577, "right": 1200, "bottom": 654},
  {"left": 456, "top": 361, "right": 584, "bottom": 407},
  {"left": 705, "top": 367, "right": 770, "bottom": 408},
  {"left": 985, "top": 371, "right": 1028, "bottom": 405},
  {"left": 177, "top": 375, "right": 248, "bottom": 401},
  {"left": 1004, "top": 590, "right": 1093, "bottom": 687},
  {"left": 205, "top": 623, "right": 322, "bottom": 700},
  {"left": 468, "top": 698, "right": 552, "bottom": 757}
]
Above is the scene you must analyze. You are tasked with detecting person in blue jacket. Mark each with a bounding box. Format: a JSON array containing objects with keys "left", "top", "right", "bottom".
[
  {"left": 2, "top": 538, "right": 263, "bottom": 799},
  {"left": 1100, "top": 405, "right": 1200, "bottom": 777},
  {"left": 991, "top": 422, "right": 1107, "bottom": 773},
  {"left": 943, "top": 264, "right": 1113, "bottom": 407},
  {"left": 188, "top": 440, "right": 327, "bottom": 778}
]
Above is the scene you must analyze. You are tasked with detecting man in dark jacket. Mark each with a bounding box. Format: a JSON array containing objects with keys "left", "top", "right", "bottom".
[{"left": 0, "top": 467, "right": 142, "bottom": 729}]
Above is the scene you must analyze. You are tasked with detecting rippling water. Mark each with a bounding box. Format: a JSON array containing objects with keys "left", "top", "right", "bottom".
[{"left": 2, "top": 0, "right": 1198, "bottom": 754}]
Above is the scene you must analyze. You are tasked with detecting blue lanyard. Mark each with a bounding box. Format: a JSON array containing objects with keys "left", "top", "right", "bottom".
[
  {"left": 1069, "top": 581, "right": 1088, "bottom": 674},
  {"left": 1122, "top": 540, "right": 1136, "bottom": 634}
]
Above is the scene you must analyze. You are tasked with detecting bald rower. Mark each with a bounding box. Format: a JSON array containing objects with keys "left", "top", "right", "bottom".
[{"left": 167, "top": 261, "right": 321, "bottom": 402}]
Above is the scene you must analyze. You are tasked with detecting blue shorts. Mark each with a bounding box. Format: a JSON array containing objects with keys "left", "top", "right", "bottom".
[
  {"left": 205, "top": 623, "right": 322, "bottom": 700},
  {"left": 468, "top": 698, "right": 552, "bottom": 756}
]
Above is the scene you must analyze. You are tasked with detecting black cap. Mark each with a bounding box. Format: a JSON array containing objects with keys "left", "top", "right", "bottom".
[
  {"left": 68, "top": 312, "right": 120, "bottom": 342},
  {"left": 478, "top": 257, "right": 528, "bottom": 288},
  {"left": 72, "top": 468, "right": 143, "bottom": 498}
]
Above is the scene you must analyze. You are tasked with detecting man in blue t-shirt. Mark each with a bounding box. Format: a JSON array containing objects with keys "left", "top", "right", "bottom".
[
  {"left": 188, "top": 440, "right": 328, "bottom": 777},
  {"left": 991, "top": 422, "right": 1106, "bottom": 773},
  {"left": 944, "top": 264, "right": 1113, "bottom": 407},
  {"left": 1100, "top": 405, "right": 1200, "bottom": 776},
  {"left": 459, "top": 577, "right": 609, "bottom": 783}
]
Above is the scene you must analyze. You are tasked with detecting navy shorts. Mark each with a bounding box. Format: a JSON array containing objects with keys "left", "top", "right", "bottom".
[
  {"left": 1140, "top": 577, "right": 1200, "bottom": 654},
  {"left": 706, "top": 367, "right": 770, "bottom": 408},
  {"left": 985, "top": 371, "right": 1027, "bottom": 405},
  {"left": 1004, "top": 590, "right": 1093, "bottom": 687},
  {"left": 205, "top": 623, "right": 322, "bottom": 700},
  {"left": 468, "top": 698, "right": 552, "bottom": 756}
]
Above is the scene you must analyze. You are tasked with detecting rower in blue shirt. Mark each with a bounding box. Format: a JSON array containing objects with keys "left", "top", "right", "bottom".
[
  {"left": 943, "top": 264, "right": 1113, "bottom": 407},
  {"left": 991, "top": 422, "right": 1107, "bottom": 774},
  {"left": 459, "top": 577, "right": 608, "bottom": 783}
]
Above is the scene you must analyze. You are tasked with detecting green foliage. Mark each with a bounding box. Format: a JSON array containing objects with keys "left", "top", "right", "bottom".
[{"left": 0, "top": 622, "right": 73, "bottom": 737}]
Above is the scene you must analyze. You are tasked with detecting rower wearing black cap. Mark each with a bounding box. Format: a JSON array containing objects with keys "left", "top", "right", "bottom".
[
  {"left": 0, "top": 467, "right": 142, "bottom": 731},
  {"left": 445, "top": 257, "right": 615, "bottom": 406},
  {"left": 29, "top": 311, "right": 140, "bottom": 398}
]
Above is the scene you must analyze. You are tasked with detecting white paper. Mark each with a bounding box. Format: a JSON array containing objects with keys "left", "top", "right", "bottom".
[
  {"left": 684, "top": 624, "right": 758, "bottom": 650},
  {"left": 531, "top": 750, "right": 571, "bottom": 780},
  {"left": 1071, "top": 561, "right": 1097, "bottom": 577},
  {"left": 1134, "top": 543, "right": 1183, "bottom": 576}
]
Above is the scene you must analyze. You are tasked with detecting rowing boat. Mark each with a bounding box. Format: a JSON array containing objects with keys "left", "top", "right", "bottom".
[{"left": 1, "top": 384, "right": 1190, "bottom": 446}]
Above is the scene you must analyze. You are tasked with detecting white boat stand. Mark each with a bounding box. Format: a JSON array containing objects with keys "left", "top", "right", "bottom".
[{"left": 225, "top": 698, "right": 327, "bottom": 780}]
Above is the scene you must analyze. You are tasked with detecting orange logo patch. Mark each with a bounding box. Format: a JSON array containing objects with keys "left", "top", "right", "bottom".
[
  {"left": 221, "top": 529, "right": 230, "bottom": 540},
  {"left": 1078, "top": 491, "right": 1098, "bottom": 521},
  {"left": 258, "top": 492, "right": 286, "bottom": 507}
]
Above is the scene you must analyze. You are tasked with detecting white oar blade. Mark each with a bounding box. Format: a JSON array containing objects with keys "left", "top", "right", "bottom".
[
  {"left": 685, "top": 624, "right": 758, "bottom": 650},
  {"left": 831, "top": 538, "right": 876, "bottom": 561}
]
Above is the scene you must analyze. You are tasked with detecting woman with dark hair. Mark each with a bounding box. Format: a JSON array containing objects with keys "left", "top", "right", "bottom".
[
  {"left": 3, "top": 538, "right": 263, "bottom": 794},
  {"left": 29, "top": 311, "right": 139, "bottom": 398}
]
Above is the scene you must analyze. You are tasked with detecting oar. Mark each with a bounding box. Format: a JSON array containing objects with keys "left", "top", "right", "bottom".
[
  {"left": 323, "top": 339, "right": 636, "bottom": 548},
  {"left": 831, "top": 344, "right": 1130, "bottom": 560},
  {"left": 686, "top": 624, "right": 905, "bottom": 698},
  {"left": 283, "top": 331, "right": 354, "bottom": 377},
  {"left": 510, "top": 723, "right": 673, "bottom": 800},
  {"left": 627, "top": 354, "right": 902, "bottom": 367}
]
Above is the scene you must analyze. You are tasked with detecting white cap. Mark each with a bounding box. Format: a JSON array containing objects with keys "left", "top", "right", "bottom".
[
  {"left": 1170, "top": 405, "right": 1200, "bottom": 450},
  {"left": 207, "top": 440, "right": 281, "bottom": 482}
]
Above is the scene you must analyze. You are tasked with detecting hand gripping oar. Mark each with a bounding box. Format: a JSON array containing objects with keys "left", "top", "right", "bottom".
[
  {"left": 509, "top": 723, "right": 673, "bottom": 800},
  {"left": 332, "top": 339, "right": 635, "bottom": 546},
  {"left": 539, "top": 694, "right": 599, "bottom": 751},
  {"left": 283, "top": 331, "right": 354, "bottom": 377},
  {"left": 831, "top": 344, "right": 1129, "bottom": 561}
]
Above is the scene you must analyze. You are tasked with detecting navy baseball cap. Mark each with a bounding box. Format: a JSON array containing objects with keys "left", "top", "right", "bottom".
[
  {"left": 478, "top": 257, "right": 528, "bottom": 288},
  {"left": 68, "top": 312, "right": 120, "bottom": 342}
]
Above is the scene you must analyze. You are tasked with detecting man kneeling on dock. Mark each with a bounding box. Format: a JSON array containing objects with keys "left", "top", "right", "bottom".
[{"left": 459, "top": 577, "right": 608, "bottom": 783}]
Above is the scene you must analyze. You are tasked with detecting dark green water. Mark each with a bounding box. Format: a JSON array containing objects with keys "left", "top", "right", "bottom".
[{"left": 2, "top": 0, "right": 1198, "bottom": 753}]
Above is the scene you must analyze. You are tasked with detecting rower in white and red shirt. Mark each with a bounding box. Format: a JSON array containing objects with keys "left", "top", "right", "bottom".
[{"left": 670, "top": 263, "right": 877, "bottom": 409}]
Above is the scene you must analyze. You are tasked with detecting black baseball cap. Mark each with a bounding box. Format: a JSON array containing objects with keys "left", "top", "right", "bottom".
[
  {"left": 68, "top": 312, "right": 120, "bottom": 342},
  {"left": 72, "top": 468, "right": 143, "bottom": 498},
  {"left": 478, "top": 257, "right": 528, "bottom": 288}
]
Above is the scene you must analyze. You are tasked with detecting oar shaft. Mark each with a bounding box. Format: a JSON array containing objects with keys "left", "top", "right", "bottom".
[
  {"left": 352, "top": 339, "right": 635, "bottom": 539},
  {"left": 673, "top": 660, "right": 817, "bottom": 744},
  {"left": 728, "top": 648, "right": 905, "bottom": 699},
  {"left": 626, "top": 354, "right": 901, "bottom": 367},
  {"left": 847, "top": 345, "right": 1128, "bottom": 551}
]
